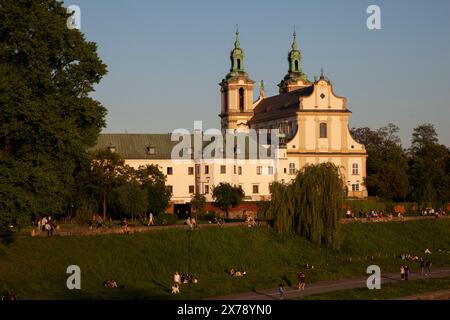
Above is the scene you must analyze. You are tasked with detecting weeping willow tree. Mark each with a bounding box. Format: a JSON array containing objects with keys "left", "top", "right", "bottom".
[{"left": 270, "top": 163, "right": 346, "bottom": 249}]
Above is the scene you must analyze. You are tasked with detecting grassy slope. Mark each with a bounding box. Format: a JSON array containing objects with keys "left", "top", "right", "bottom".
[
  {"left": 298, "top": 277, "right": 450, "bottom": 300},
  {"left": 1, "top": 219, "right": 450, "bottom": 299}
]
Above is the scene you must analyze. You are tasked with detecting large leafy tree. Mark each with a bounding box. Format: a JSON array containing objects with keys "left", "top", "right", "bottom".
[
  {"left": 212, "top": 182, "right": 245, "bottom": 219},
  {"left": 0, "top": 0, "right": 107, "bottom": 229},
  {"left": 134, "top": 165, "right": 172, "bottom": 215},
  {"left": 351, "top": 124, "right": 409, "bottom": 200},
  {"left": 269, "top": 163, "right": 345, "bottom": 249},
  {"left": 408, "top": 124, "right": 450, "bottom": 205},
  {"left": 90, "top": 149, "right": 128, "bottom": 219},
  {"left": 116, "top": 181, "right": 148, "bottom": 221}
]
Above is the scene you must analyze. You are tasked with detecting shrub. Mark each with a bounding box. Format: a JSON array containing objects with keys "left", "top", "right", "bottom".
[
  {"left": 156, "top": 213, "right": 178, "bottom": 225},
  {"left": 73, "top": 206, "right": 95, "bottom": 226}
]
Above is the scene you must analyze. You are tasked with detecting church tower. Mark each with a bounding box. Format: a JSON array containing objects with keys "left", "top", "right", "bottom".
[
  {"left": 219, "top": 30, "right": 255, "bottom": 132},
  {"left": 278, "top": 31, "right": 311, "bottom": 94}
]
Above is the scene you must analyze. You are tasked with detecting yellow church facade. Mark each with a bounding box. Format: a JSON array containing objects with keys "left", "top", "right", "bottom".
[{"left": 95, "top": 31, "right": 368, "bottom": 208}]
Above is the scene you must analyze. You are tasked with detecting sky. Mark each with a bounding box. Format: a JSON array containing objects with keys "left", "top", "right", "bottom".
[{"left": 67, "top": 0, "right": 450, "bottom": 147}]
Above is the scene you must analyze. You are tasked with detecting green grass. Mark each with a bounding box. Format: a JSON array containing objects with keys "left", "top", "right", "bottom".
[
  {"left": 1, "top": 219, "right": 450, "bottom": 300},
  {"left": 297, "top": 277, "right": 450, "bottom": 300}
]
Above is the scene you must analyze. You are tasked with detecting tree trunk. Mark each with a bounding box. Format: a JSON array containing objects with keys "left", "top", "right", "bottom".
[{"left": 102, "top": 192, "right": 107, "bottom": 220}]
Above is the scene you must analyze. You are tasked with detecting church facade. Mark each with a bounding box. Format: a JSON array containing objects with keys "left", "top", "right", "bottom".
[{"left": 95, "top": 32, "right": 368, "bottom": 211}]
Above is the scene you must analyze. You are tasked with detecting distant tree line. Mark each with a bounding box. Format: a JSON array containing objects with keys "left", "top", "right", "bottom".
[{"left": 351, "top": 123, "right": 450, "bottom": 206}]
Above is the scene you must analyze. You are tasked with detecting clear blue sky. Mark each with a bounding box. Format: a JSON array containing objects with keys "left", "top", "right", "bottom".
[{"left": 67, "top": 0, "right": 450, "bottom": 147}]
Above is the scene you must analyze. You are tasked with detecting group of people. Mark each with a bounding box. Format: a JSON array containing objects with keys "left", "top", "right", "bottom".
[
  {"left": 171, "top": 271, "right": 198, "bottom": 294},
  {"left": 244, "top": 215, "right": 256, "bottom": 227},
  {"left": 227, "top": 268, "right": 247, "bottom": 277},
  {"left": 400, "top": 255, "right": 433, "bottom": 279},
  {"left": 88, "top": 214, "right": 104, "bottom": 229},
  {"left": 278, "top": 271, "right": 307, "bottom": 300},
  {"left": 36, "top": 216, "right": 58, "bottom": 236},
  {"left": 422, "top": 208, "right": 446, "bottom": 218},
  {"left": 103, "top": 279, "right": 118, "bottom": 288},
  {"left": 185, "top": 217, "right": 197, "bottom": 229}
]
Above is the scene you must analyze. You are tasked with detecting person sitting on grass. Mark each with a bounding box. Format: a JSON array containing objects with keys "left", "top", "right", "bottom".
[
  {"left": 122, "top": 218, "right": 130, "bottom": 234},
  {"left": 171, "top": 283, "right": 180, "bottom": 294}
]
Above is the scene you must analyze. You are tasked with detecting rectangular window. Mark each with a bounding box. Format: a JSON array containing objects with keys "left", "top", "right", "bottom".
[
  {"left": 268, "top": 166, "right": 274, "bottom": 175},
  {"left": 351, "top": 184, "right": 360, "bottom": 192},
  {"left": 284, "top": 168, "right": 287, "bottom": 174},
  {"left": 189, "top": 185, "right": 195, "bottom": 194},
  {"left": 289, "top": 163, "right": 296, "bottom": 175},
  {"left": 204, "top": 185, "right": 209, "bottom": 194},
  {"left": 167, "top": 167, "right": 173, "bottom": 175},
  {"left": 234, "top": 165, "right": 237, "bottom": 174},
  {"left": 352, "top": 163, "right": 359, "bottom": 175},
  {"left": 188, "top": 167, "right": 194, "bottom": 175},
  {"left": 220, "top": 165, "right": 226, "bottom": 174},
  {"left": 252, "top": 185, "right": 259, "bottom": 194},
  {"left": 205, "top": 165, "right": 209, "bottom": 174},
  {"left": 257, "top": 166, "right": 262, "bottom": 175},
  {"left": 146, "top": 146, "right": 156, "bottom": 155},
  {"left": 320, "top": 122, "right": 328, "bottom": 138},
  {"left": 238, "top": 166, "right": 242, "bottom": 175}
]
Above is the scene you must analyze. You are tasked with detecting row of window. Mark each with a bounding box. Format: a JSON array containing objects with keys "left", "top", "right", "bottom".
[
  {"left": 166, "top": 163, "right": 359, "bottom": 176},
  {"left": 167, "top": 184, "right": 261, "bottom": 195},
  {"left": 170, "top": 183, "right": 362, "bottom": 195}
]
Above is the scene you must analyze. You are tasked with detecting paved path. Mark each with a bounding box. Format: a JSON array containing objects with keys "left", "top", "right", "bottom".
[
  {"left": 208, "top": 268, "right": 450, "bottom": 300},
  {"left": 1, "top": 214, "right": 447, "bottom": 238}
]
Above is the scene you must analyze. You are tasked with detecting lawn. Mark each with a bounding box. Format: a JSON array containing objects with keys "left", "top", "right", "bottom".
[
  {"left": 1, "top": 219, "right": 450, "bottom": 299},
  {"left": 297, "top": 277, "right": 450, "bottom": 300}
]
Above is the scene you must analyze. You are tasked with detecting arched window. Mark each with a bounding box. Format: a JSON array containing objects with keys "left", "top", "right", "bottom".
[
  {"left": 237, "top": 59, "right": 241, "bottom": 70},
  {"left": 320, "top": 123, "right": 327, "bottom": 138},
  {"left": 294, "top": 60, "right": 299, "bottom": 71},
  {"left": 239, "top": 88, "right": 244, "bottom": 112}
]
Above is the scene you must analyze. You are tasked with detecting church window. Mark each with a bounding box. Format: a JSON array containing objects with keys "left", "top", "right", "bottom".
[
  {"left": 237, "top": 59, "right": 241, "bottom": 70},
  {"left": 320, "top": 123, "right": 327, "bottom": 138},
  {"left": 352, "top": 164, "right": 359, "bottom": 175},
  {"left": 239, "top": 88, "right": 244, "bottom": 112},
  {"left": 294, "top": 60, "right": 299, "bottom": 71},
  {"left": 289, "top": 163, "right": 296, "bottom": 175}
]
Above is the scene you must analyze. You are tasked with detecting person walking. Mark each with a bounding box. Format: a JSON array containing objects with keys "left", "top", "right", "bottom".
[
  {"left": 404, "top": 265, "right": 409, "bottom": 281},
  {"left": 425, "top": 259, "right": 432, "bottom": 275},
  {"left": 297, "top": 272, "right": 306, "bottom": 291},
  {"left": 174, "top": 271, "right": 181, "bottom": 285},
  {"left": 419, "top": 257, "right": 425, "bottom": 275},
  {"left": 400, "top": 265, "right": 405, "bottom": 280},
  {"left": 278, "top": 283, "right": 285, "bottom": 300}
]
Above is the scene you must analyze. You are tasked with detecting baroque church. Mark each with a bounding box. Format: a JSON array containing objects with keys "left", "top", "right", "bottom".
[{"left": 95, "top": 31, "right": 367, "bottom": 214}]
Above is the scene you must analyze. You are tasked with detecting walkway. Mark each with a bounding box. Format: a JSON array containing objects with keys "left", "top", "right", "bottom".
[{"left": 208, "top": 268, "right": 450, "bottom": 300}]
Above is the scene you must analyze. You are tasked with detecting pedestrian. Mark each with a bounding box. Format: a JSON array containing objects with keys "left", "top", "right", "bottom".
[
  {"left": 297, "top": 272, "right": 306, "bottom": 291},
  {"left": 419, "top": 257, "right": 425, "bottom": 275},
  {"left": 148, "top": 212, "right": 154, "bottom": 226},
  {"left": 174, "top": 271, "right": 181, "bottom": 285},
  {"left": 425, "top": 260, "right": 432, "bottom": 275},
  {"left": 400, "top": 265, "right": 405, "bottom": 280},
  {"left": 404, "top": 265, "right": 409, "bottom": 281},
  {"left": 278, "top": 283, "right": 285, "bottom": 300}
]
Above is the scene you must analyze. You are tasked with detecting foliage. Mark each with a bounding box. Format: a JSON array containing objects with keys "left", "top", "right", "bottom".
[
  {"left": 269, "top": 163, "right": 345, "bottom": 249},
  {"left": 134, "top": 165, "right": 172, "bottom": 215},
  {"left": 408, "top": 124, "right": 450, "bottom": 206},
  {"left": 190, "top": 192, "right": 206, "bottom": 218},
  {"left": 73, "top": 206, "right": 96, "bottom": 226},
  {"left": 156, "top": 213, "right": 179, "bottom": 225},
  {"left": 0, "top": 0, "right": 107, "bottom": 229},
  {"left": 211, "top": 183, "right": 245, "bottom": 218},
  {"left": 351, "top": 124, "right": 409, "bottom": 200},
  {"left": 115, "top": 181, "right": 148, "bottom": 220}
]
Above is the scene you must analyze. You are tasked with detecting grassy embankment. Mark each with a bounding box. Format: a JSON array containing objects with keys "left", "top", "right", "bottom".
[{"left": 1, "top": 219, "right": 450, "bottom": 299}]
